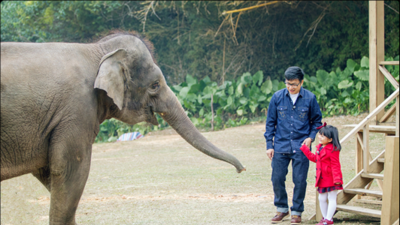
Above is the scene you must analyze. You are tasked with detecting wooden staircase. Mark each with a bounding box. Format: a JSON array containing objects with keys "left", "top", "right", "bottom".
[
  {"left": 335, "top": 149, "right": 385, "bottom": 219},
  {"left": 308, "top": 2, "right": 399, "bottom": 223},
  {"left": 310, "top": 73, "right": 399, "bottom": 224},
  {"left": 333, "top": 134, "right": 399, "bottom": 223}
]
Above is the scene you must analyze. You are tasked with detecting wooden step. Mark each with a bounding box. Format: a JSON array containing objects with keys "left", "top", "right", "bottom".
[
  {"left": 354, "top": 199, "right": 382, "bottom": 205},
  {"left": 377, "top": 158, "right": 385, "bottom": 163},
  {"left": 361, "top": 173, "right": 384, "bottom": 180},
  {"left": 336, "top": 204, "right": 381, "bottom": 218},
  {"left": 344, "top": 124, "right": 396, "bottom": 134},
  {"left": 344, "top": 188, "right": 383, "bottom": 198}
]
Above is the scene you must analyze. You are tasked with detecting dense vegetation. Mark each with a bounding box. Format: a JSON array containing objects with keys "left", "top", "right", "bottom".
[
  {"left": 96, "top": 56, "right": 399, "bottom": 142},
  {"left": 2, "top": 1, "right": 399, "bottom": 82},
  {"left": 1, "top": 1, "right": 399, "bottom": 142}
]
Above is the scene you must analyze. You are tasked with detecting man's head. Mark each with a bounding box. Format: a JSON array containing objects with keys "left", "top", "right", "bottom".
[{"left": 284, "top": 66, "right": 304, "bottom": 94}]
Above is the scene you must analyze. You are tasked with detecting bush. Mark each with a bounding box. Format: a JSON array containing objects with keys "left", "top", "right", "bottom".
[{"left": 96, "top": 55, "right": 399, "bottom": 142}]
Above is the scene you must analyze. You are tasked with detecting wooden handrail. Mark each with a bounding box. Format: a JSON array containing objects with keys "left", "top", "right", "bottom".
[
  {"left": 379, "top": 104, "right": 397, "bottom": 123},
  {"left": 379, "top": 65, "right": 399, "bottom": 88},
  {"left": 379, "top": 61, "right": 399, "bottom": 65},
  {"left": 340, "top": 88, "right": 399, "bottom": 144}
]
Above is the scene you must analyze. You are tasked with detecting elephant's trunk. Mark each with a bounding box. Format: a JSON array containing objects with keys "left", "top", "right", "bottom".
[{"left": 158, "top": 95, "right": 246, "bottom": 173}]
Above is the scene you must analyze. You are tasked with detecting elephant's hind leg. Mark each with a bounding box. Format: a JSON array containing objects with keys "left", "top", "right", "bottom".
[{"left": 32, "top": 166, "right": 51, "bottom": 191}]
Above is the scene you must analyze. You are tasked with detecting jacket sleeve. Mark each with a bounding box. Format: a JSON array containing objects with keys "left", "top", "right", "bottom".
[
  {"left": 308, "top": 95, "right": 322, "bottom": 141},
  {"left": 264, "top": 94, "right": 277, "bottom": 150},
  {"left": 330, "top": 150, "right": 343, "bottom": 184},
  {"left": 300, "top": 144, "right": 317, "bottom": 163}
]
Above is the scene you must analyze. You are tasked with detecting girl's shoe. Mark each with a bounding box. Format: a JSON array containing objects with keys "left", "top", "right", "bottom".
[
  {"left": 323, "top": 219, "right": 334, "bottom": 225},
  {"left": 316, "top": 218, "right": 325, "bottom": 225}
]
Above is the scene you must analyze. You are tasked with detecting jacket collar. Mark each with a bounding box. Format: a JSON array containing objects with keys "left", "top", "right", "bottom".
[{"left": 317, "top": 143, "right": 334, "bottom": 158}]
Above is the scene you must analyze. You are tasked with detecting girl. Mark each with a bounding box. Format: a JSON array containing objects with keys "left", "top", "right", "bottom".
[{"left": 300, "top": 123, "right": 343, "bottom": 225}]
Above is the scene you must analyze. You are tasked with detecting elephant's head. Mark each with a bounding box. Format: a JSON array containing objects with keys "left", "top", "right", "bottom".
[{"left": 94, "top": 32, "right": 245, "bottom": 173}]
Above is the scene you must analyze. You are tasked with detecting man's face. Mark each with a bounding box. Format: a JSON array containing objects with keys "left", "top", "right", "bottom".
[{"left": 285, "top": 79, "right": 303, "bottom": 94}]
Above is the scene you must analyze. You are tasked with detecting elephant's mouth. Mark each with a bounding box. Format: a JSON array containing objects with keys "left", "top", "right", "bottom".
[{"left": 146, "top": 105, "right": 159, "bottom": 125}]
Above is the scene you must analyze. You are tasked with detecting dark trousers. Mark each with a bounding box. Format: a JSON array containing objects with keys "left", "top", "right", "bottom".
[{"left": 271, "top": 151, "right": 310, "bottom": 214}]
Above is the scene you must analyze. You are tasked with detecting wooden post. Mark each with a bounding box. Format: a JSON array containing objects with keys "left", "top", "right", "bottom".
[
  {"left": 356, "top": 133, "right": 363, "bottom": 173},
  {"left": 363, "top": 124, "right": 370, "bottom": 173},
  {"left": 356, "top": 132, "right": 363, "bottom": 199},
  {"left": 369, "top": 1, "right": 385, "bottom": 124},
  {"left": 381, "top": 136, "right": 399, "bottom": 225},
  {"left": 396, "top": 96, "right": 399, "bottom": 136}
]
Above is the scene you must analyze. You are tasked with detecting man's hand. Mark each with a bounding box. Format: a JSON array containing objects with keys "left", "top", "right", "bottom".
[
  {"left": 266, "top": 149, "right": 274, "bottom": 160},
  {"left": 302, "top": 137, "right": 312, "bottom": 148}
]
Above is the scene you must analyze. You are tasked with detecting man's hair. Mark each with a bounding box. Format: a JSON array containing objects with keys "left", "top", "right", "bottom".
[{"left": 284, "top": 66, "right": 305, "bottom": 81}]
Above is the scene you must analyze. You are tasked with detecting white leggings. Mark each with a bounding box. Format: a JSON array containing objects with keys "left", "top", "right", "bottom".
[{"left": 318, "top": 190, "right": 338, "bottom": 221}]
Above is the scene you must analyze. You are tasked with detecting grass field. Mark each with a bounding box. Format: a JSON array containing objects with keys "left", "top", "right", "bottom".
[{"left": 1, "top": 113, "right": 388, "bottom": 224}]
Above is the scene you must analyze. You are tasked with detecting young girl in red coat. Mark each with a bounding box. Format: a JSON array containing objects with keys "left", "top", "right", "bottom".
[{"left": 300, "top": 123, "right": 343, "bottom": 225}]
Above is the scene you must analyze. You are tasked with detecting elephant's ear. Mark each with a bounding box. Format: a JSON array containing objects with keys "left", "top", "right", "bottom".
[{"left": 95, "top": 49, "right": 128, "bottom": 110}]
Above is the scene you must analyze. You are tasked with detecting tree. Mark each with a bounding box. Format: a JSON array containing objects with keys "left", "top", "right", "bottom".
[{"left": 1, "top": 1, "right": 398, "bottom": 84}]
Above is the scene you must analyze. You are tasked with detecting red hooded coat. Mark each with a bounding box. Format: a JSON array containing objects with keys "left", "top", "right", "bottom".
[{"left": 300, "top": 143, "right": 343, "bottom": 188}]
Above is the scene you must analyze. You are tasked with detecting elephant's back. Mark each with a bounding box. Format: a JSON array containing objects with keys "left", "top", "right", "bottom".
[
  {"left": 1, "top": 42, "right": 97, "bottom": 81},
  {"left": 1, "top": 42, "right": 99, "bottom": 104},
  {"left": 1, "top": 42, "right": 99, "bottom": 180},
  {"left": 1, "top": 42, "right": 99, "bottom": 132}
]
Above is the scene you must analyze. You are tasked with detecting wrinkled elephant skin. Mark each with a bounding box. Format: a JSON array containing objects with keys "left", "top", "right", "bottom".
[{"left": 0, "top": 31, "right": 245, "bottom": 224}]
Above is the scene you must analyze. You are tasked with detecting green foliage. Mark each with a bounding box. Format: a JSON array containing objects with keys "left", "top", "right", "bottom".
[
  {"left": 303, "top": 55, "right": 399, "bottom": 117},
  {"left": 171, "top": 70, "right": 281, "bottom": 130},
  {"left": 1, "top": 1, "right": 140, "bottom": 43},
  {"left": 97, "top": 54, "right": 398, "bottom": 143},
  {"left": 1, "top": 1, "right": 398, "bottom": 84}
]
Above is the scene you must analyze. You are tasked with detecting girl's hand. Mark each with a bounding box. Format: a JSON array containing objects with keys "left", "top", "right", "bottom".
[
  {"left": 300, "top": 144, "right": 310, "bottom": 152},
  {"left": 334, "top": 182, "right": 341, "bottom": 185}
]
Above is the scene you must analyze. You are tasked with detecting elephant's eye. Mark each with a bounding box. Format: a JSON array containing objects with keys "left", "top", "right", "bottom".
[{"left": 151, "top": 81, "right": 160, "bottom": 90}]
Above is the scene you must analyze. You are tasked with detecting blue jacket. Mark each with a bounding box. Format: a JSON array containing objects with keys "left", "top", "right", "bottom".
[{"left": 264, "top": 87, "right": 322, "bottom": 153}]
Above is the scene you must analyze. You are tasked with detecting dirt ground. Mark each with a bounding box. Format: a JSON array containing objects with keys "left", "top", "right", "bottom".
[{"left": 1, "top": 113, "right": 388, "bottom": 224}]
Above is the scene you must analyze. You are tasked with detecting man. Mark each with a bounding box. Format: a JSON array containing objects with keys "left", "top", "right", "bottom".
[{"left": 264, "top": 66, "right": 322, "bottom": 224}]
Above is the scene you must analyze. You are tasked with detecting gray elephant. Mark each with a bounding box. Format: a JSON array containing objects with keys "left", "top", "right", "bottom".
[{"left": 0, "top": 31, "right": 245, "bottom": 225}]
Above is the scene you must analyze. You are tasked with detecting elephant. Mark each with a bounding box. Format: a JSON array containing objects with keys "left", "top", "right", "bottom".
[{"left": 0, "top": 30, "right": 246, "bottom": 224}]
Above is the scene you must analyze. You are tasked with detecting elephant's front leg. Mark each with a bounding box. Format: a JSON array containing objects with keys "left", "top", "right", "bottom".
[{"left": 48, "top": 138, "right": 92, "bottom": 225}]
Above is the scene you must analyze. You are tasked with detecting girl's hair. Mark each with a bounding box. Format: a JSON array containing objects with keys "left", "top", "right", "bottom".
[{"left": 319, "top": 125, "right": 341, "bottom": 151}]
